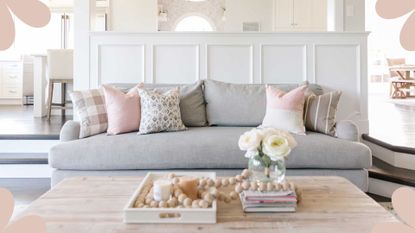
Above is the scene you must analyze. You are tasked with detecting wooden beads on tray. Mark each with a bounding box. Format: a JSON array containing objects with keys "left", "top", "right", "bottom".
[{"left": 134, "top": 170, "right": 299, "bottom": 209}]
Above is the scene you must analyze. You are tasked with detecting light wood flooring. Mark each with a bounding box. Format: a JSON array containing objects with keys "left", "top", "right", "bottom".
[{"left": 369, "top": 94, "right": 415, "bottom": 148}]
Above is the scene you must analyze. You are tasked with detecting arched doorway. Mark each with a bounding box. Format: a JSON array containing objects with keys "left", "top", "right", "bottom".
[{"left": 174, "top": 15, "right": 215, "bottom": 32}]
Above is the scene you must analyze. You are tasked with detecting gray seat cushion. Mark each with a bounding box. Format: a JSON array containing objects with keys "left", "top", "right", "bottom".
[
  {"left": 203, "top": 80, "right": 323, "bottom": 126},
  {"left": 49, "top": 127, "right": 371, "bottom": 170}
]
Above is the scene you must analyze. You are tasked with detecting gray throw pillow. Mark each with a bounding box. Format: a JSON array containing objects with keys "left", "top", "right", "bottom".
[
  {"left": 204, "top": 80, "right": 267, "bottom": 126},
  {"left": 179, "top": 81, "right": 207, "bottom": 127},
  {"left": 138, "top": 88, "right": 187, "bottom": 135}
]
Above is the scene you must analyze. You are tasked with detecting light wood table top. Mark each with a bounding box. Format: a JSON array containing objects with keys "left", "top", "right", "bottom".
[{"left": 20, "top": 176, "right": 398, "bottom": 233}]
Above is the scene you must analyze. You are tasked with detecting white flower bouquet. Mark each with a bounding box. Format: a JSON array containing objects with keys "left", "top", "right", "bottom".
[{"left": 238, "top": 128, "right": 297, "bottom": 181}]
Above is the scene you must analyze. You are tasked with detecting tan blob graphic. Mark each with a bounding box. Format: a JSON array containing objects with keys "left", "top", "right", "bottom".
[
  {"left": 0, "top": 0, "right": 50, "bottom": 50},
  {"left": 371, "top": 187, "right": 415, "bottom": 233},
  {"left": 376, "top": 0, "right": 415, "bottom": 51},
  {"left": 0, "top": 188, "right": 46, "bottom": 233}
]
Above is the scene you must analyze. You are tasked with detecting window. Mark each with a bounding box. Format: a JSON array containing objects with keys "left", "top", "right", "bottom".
[{"left": 175, "top": 16, "right": 214, "bottom": 32}]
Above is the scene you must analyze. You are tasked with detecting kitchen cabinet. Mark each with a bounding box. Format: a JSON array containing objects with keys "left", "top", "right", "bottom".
[
  {"left": 0, "top": 61, "right": 23, "bottom": 104},
  {"left": 274, "top": 0, "right": 327, "bottom": 31}
]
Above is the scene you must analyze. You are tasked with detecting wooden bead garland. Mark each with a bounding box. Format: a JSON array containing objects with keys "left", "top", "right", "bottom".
[{"left": 133, "top": 170, "right": 300, "bottom": 209}]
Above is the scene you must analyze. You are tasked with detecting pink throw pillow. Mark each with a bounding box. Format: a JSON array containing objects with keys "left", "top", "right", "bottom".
[
  {"left": 103, "top": 84, "right": 143, "bottom": 135},
  {"left": 261, "top": 85, "right": 307, "bottom": 135}
]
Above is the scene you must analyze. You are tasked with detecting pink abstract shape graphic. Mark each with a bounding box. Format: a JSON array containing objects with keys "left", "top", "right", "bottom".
[
  {"left": 371, "top": 187, "right": 415, "bottom": 233},
  {"left": 0, "top": 0, "right": 50, "bottom": 50},
  {"left": 376, "top": 0, "right": 415, "bottom": 51},
  {"left": 0, "top": 188, "right": 46, "bottom": 233}
]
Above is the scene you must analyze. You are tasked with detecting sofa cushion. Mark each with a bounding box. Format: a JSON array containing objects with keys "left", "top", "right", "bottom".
[
  {"left": 103, "top": 84, "right": 142, "bottom": 135},
  {"left": 49, "top": 127, "right": 371, "bottom": 171},
  {"left": 261, "top": 85, "right": 307, "bottom": 135},
  {"left": 304, "top": 91, "right": 342, "bottom": 136},
  {"left": 204, "top": 80, "right": 323, "bottom": 126},
  {"left": 138, "top": 88, "right": 186, "bottom": 134},
  {"left": 70, "top": 88, "right": 108, "bottom": 138},
  {"left": 110, "top": 81, "right": 207, "bottom": 127}
]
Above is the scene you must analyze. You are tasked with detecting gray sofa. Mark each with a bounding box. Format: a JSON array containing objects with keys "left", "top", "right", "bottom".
[{"left": 49, "top": 80, "right": 372, "bottom": 191}]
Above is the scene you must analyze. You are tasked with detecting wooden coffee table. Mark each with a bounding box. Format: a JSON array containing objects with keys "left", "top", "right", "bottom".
[{"left": 20, "top": 176, "right": 398, "bottom": 233}]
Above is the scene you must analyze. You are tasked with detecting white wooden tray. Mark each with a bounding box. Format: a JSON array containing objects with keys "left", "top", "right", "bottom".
[{"left": 124, "top": 172, "right": 217, "bottom": 224}]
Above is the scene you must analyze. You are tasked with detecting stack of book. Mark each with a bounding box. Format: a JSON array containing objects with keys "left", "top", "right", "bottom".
[{"left": 240, "top": 189, "right": 297, "bottom": 213}]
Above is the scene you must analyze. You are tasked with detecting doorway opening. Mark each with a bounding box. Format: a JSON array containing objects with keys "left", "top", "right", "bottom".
[
  {"left": 366, "top": 0, "right": 415, "bottom": 148},
  {"left": 174, "top": 15, "right": 215, "bottom": 32}
]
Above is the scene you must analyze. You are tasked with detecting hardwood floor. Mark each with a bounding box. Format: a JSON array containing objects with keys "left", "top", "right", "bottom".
[
  {"left": 0, "top": 105, "right": 71, "bottom": 139},
  {"left": 369, "top": 93, "right": 415, "bottom": 148}
]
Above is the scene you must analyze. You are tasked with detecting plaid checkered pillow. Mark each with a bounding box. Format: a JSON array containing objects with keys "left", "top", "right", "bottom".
[{"left": 70, "top": 89, "right": 108, "bottom": 138}]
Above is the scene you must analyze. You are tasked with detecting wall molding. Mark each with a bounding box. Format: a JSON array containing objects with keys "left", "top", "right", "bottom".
[
  {"left": 206, "top": 44, "right": 254, "bottom": 83},
  {"left": 96, "top": 44, "right": 146, "bottom": 86},
  {"left": 152, "top": 44, "right": 200, "bottom": 84},
  {"left": 259, "top": 44, "right": 307, "bottom": 84}
]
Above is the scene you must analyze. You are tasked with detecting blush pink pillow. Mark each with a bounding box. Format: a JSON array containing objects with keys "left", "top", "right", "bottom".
[
  {"left": 103, "top": 84, "right": 143, "bottom": 135},
  {"left": 261, "top": 85, "right": 307, "bottom": 135}
]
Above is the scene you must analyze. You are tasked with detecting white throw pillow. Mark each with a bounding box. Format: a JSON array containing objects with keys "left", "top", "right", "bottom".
[{"left": 261, "top": 85, "right": 307, "bottom": 135}]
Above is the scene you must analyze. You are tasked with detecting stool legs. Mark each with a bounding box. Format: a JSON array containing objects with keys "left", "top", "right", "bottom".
[
  {"left": 61, "top": 83, "right": 66, "bottom": 117},
  {"left": 47, "top": 80, "right": 54, "bottom": 120}
]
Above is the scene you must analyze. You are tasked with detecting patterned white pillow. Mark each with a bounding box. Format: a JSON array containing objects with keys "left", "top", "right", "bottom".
[{"left": 138, "top": 88, "right": 187, "bottom": 135}]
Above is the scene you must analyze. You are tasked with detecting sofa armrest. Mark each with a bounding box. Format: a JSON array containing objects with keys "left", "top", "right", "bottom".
[
  {"left": 60, "top": 120, "right": 80, "bottom": 142},
  {"left": 336, "top": 120, "right": 359, "bottom": 142}
]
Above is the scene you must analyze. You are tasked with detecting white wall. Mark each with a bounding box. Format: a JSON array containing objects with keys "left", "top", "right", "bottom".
[
  {"left": 224, "top": 0, "right": 274, "bottom": 32},
  {"left": 344, "top": 0, "right": 365, "bottom": 31},
  {"left": 109, "top": 0, "right": 158, "bottom": 32}
]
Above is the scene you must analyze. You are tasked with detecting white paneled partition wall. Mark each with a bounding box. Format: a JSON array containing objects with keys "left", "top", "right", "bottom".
[{"left": 88, "top": 32, "right": 369, "bottom": 132}]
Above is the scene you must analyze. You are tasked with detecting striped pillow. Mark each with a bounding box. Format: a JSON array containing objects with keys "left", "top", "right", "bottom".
[
  {"left": 304, "top": 91, "right": 342, "bottom": 136},
  {"left": 70, "top": 89, "right": 108, "bottom": 138}
]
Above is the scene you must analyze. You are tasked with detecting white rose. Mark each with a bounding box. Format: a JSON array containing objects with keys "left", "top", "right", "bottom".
[
  {"left": 238, "top": 129, "right": 262, "bottom": 152},
  {"left": 260, "top": 128, "right": 297, "bottom": 149},
  {"left": 262, "top": 135, "right": 292, "bottom": 161},
  {"left": 244, "top": 150, "right": 259, "bottom": 158}
]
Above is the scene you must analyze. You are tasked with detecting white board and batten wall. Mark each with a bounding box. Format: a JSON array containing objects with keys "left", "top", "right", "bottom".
[{"left": 87, "top": 32, "right": 369, "bottom": 133}]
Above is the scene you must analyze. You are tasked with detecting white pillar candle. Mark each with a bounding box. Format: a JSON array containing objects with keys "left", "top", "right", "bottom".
[{"left": 153, "top": 179, "right": 172, "bottom": 202}]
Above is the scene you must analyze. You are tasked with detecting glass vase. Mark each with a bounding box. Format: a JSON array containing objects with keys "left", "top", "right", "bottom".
[{"left": 248, "top": 156, "right": 286, "bottom": 183}]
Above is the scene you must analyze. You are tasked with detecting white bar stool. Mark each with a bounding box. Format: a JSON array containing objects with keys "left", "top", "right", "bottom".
[{"left": 46, "top": 49, "right": 73, "bottom": 119}]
